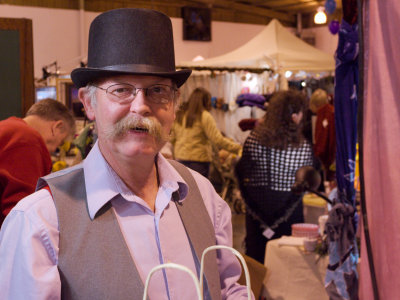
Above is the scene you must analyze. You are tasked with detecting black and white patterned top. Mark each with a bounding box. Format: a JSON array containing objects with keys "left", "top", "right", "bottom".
[{"left": 238, "top": 130, "right": 313, "bottom": 191}]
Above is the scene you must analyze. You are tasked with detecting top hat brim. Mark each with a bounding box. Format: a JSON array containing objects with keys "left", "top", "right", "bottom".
[{"left": 71, "top": 67, "right": 192, "bottom": 89}]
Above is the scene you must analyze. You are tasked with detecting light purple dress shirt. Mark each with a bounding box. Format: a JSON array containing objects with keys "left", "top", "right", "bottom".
[{"left": 0, "top": 142, "right": 252, "bottom": 300}]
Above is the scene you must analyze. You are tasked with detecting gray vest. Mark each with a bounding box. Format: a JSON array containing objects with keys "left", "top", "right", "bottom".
[{"left": 37, "top": 160, "right": 222, "bottom": 300}]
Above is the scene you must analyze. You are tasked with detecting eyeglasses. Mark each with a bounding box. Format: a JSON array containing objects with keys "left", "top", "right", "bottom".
[{"left": 94, "top": 83, "right": 177, "bottom": 105}]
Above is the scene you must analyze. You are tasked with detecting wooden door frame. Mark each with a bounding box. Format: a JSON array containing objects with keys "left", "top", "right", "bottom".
[{"left": 0, "top": 17, "right": 34, "bottom": 116}]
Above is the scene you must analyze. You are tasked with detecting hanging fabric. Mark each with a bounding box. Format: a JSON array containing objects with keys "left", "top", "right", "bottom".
[{"left": 324, "top": 4, "right": 360, "bottom": 298}]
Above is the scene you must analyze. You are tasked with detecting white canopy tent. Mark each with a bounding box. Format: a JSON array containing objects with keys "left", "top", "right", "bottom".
[
  {"left": 179, "top": 19, "right": 335, "bottom": 74},
  {"left": 177, "top": 19, "right": 335, "bottom": 144}
]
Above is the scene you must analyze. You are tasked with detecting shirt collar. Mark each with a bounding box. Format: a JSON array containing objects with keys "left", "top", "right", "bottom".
[
  {"left": 83, "top": 142, "right": 188, "bottom": 219},
  {"left": 156, "top": 154, "right": 188, "bottom": 203}
]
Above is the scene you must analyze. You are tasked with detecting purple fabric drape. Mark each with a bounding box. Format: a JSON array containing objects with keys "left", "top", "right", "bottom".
[
  {"left": 324, "top": 17, "right": 359, "bottom": 299},
  {"left": 334, "top": 19, "right": 358, "bottom": 207},
  {"left": 360, "top": 0, "right": 400, "bottom": 298}
]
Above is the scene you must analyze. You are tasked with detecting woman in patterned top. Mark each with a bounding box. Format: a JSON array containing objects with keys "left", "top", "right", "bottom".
[{"left": 236, "top": 89, "right": 314, "bottom": 263}]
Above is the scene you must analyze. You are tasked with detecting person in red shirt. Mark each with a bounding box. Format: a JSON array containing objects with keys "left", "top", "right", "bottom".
[
  {"left": 310, "top": 89, "right": 336, "bottom": 182},
  {"left": 0, "top": 98, "right": 75, "bottom": 226}
]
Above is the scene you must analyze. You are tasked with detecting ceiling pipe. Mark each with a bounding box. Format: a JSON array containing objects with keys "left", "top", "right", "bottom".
[
  {"left": 296, "top": 12, "right": 302, "bottom": 36},
  {"left": 79, "top": 0, "right": 85, "bottom": 60}
]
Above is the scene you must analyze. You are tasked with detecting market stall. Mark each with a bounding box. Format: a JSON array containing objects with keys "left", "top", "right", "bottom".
[{"left": 178, "top": 19, "right": 335, "bottom": 143}]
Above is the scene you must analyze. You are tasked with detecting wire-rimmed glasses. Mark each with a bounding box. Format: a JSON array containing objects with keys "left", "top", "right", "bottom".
[{"left": 94, "top": 83, "right": 177, "bottom": 104}]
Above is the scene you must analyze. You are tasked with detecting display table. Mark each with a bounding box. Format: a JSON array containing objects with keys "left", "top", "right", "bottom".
[
  {"left": 303, "top": 193, "right": 327, "bottom": 224},
  {"left": 262, "top": 237, "right": 329, "bottom": 300}
]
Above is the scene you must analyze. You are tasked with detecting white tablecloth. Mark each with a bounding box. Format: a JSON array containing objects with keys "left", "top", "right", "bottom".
[{"left": 263, "top": 237, "right": 329, "bottom": 300}]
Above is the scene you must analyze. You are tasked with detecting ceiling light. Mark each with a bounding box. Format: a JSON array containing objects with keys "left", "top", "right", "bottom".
[
  {"left": 192, "top": 55, "right": 205, "bottom": 62},
  {"left": 314, "top": 7, "right": 327, "bottom": 25}
]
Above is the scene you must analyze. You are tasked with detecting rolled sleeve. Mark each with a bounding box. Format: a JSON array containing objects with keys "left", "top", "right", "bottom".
[{"left": 0, "top": 189, "right": 61, "bottom": 300}]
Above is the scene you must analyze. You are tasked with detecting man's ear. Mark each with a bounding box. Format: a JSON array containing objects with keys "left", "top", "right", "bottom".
[
  {"left": 79, "top": 88, "right": 96, "bottom": 120},
  {"left": 52, "top": 120, "right": 70, "bottom": 139},
  {"left": 54, "top": 119, "right": 65, "bottom": 131},
  {"left": 173, "top": 90, "right": 181, "bottom": 119},
  {"left": 175, "top": 89, "right": 181, "bottom": 100}
]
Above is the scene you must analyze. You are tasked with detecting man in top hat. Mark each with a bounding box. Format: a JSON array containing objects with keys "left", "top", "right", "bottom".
[{"left": 0, "top": 8, "right": 253, "bottom": 300}]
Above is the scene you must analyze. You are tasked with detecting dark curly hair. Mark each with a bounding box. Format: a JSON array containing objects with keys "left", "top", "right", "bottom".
[{"left": 254, "top": 89, "right": 307, "bottom": 149}]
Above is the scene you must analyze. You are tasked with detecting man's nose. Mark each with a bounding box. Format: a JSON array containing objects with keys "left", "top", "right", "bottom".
[{"left": 129, "top": 89, "right": 151, "bottom": 115}]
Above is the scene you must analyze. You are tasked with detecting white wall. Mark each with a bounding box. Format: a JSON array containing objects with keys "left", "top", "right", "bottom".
[
  {"left": 173, "top": 20, "right": 265, "bottom": 61},
  {"left": 1, "top": 5, "right": 85, "bottom": 79},
  {"left": 0, "top": 4, "right": 338, "bottom": 80},
  {"left": 302, "top": 26, "right": 339, "bottom": 55}
]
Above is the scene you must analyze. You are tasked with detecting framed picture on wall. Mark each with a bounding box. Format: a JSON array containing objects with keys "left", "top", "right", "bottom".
[{"left": 182, "top": 7, "right": 211, "bottom": 41}]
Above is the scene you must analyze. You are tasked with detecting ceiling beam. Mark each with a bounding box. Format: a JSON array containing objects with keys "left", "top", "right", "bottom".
[
  {"left": 259, "top": 0, "right": 322, "bottom": 7},
  {"left": 2, "top": 0, "right": 331, "bottom": 27},
  {"left": 189, "top": 0, "right": 296, "bottom": 23},
  {"left": 265, "top": 0, "right": 342, "bottom": 12}
]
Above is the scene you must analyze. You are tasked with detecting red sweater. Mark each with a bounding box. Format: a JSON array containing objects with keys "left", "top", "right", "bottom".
[
  {"left": 0, "top": 117, "right": 52, "bottom": 225},
  {"left": 313, "top": 103, "right": 336, "bottom": 171}
]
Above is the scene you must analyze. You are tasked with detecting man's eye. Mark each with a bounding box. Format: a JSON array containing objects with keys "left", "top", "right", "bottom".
[
  {"left": 151, "top": 86, "right": 168, "bottom": 94},
  {"left": 111, "top": 87, "right": 133, "bottom": 96},
  {"left": 115, "top": 88, "right": 130, "bottom": 93}
]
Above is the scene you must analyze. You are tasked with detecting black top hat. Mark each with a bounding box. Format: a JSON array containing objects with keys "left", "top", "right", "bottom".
[{"left": 71, "top": 8, "right": 191, "bottom": 88}]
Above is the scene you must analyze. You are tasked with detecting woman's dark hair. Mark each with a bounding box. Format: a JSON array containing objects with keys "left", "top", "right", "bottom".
[
  {"left": 254, "top": 89, "right": 307, "bottom": 149},
  {"left": 176, "top": 87, "right": 211, "bottom": 128}
]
